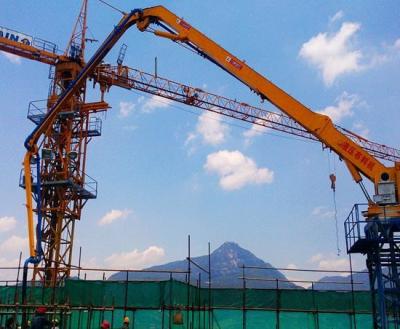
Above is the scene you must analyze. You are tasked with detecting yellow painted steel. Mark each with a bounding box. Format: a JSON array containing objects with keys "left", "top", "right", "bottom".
[
  {"left": 127, "top": 7, "right": 400, "bottom": 219},
  {"left": 23, "top": 152, "right": 35, "bottom": 257},
  {"left": 344, "top": 160, "right": 363, "bottom": 184},
  {"left": 2, "top": 5, "right": 400, "bottom": 262},
  {"left": 20, "top": 13, "right": 134, "bottom": 261},
  {"left": 130, "top": 6, "right": 394, "bottom": 185},
  {"left": 0, "top": 37, "right": 67, "bottom": 65}
]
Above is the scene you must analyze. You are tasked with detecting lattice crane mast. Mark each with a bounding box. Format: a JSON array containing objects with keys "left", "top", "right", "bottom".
[
  {"left": 1, "top": 0, "right": 109, "bottom": 286},
  {"left": 93, "top": 64, "right": 400, "bottom": 162}
]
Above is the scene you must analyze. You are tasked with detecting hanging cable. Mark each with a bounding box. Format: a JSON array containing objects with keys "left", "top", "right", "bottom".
[
  {"left": 332, "top": 180, "right": 341, "bottom": 256},
  {"left": 98, "top": 0, "right": 126, "bottom": 15},
  {"left": 328, "top": 152, "right": 341, "bottom": 256}
]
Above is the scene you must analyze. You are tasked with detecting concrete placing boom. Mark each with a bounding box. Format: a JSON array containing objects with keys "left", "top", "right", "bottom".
[
  {"left": 1, "top": 5, "right": 399, "bottom": 329},
  {"left": 94, "top": 64, "right": 400, "bottom": 162},
  {"left": 2, "top": 30, "right": 399, "bottom": 162},
  {"left": 4, "top": 22, "right": 400, "bottom": 293},
  {"left": 120, "top": 8, "right": 399, "bottom": 328}
]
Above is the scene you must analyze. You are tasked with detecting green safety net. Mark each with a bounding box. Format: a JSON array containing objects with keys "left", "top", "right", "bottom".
[{"left": 0, "top": 279, "right": 374, "bottom": 329}]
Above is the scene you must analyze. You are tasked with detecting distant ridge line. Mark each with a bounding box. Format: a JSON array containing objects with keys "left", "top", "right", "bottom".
[{"left": 243, "top": 265, "right": 368, "bottom": 274}]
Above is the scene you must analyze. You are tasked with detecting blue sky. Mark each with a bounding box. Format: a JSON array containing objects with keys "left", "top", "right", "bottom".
[{"left": 0, "top": 1, "right": 399, "bottom": 282}]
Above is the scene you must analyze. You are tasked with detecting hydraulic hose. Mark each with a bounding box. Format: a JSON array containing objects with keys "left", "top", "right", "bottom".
[{"left": 22, "top": 7, "right": 143, "bottom": 284}]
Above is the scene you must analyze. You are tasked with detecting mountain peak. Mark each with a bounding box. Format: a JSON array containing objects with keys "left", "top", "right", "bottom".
[
  {"left": 109, "top": 241, "right": 298, "bottom": 289},
  {"left": 215, "top": 241, "right": 240, "bottom": 251},
  {"left": 212, "top": 241, "right": 258, "bottom": 263}
]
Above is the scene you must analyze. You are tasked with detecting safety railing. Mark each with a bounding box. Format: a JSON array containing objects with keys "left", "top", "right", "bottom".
[
  {"left": 27, "top": 100, "right": 47, "bottom": 125},
  {"left": 85, "top": 116, "right": 102, "bottom": 137},
  {"left": 32, "top": 37, "right": 58, "bottom": 54},
  {"left": 77, "top": 172, "right": 98, "bottom": 199},
  {"left": 18, "top": 167, "right": 38, "bottom": 190},
  {"left": 19, "top": 165, "right": 97, "bottom": 200},
  {"left": 344, "top": 204, "right": 370, "bottom": 253}
]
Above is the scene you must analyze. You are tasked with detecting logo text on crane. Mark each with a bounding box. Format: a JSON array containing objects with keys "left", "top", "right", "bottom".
[
  {"left": 0, "top": 26, "right": 32, "bottom": 46},
  {"left": 338, "top": 141, "right": 376, "bottom": 171},
  {"left": 176, "top": 19, "right": 191, "bottom": 31},
  {"left": 225, "top": 56, "right": 243, "bottom": 70}
]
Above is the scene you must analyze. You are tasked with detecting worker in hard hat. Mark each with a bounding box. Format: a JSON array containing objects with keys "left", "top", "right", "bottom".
[
  {"left": 31, "top": 307, "right": 51, "bottom": 329},
  {"left": 5, "top": 317, "right": 15, "bottom": 329},
  {"left": 100, "top": 320, "right": 110, "bottom": 329},
  {"left": 121, "top": 317, "right": 130, "bottom": 329}
]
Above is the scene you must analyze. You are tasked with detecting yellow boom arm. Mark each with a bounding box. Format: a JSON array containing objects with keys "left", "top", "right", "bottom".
[
  {"left": 14, "top": 6, "right": 400, "bottom": 257},
  {"left": 128, "top": 6, "right": 394, "bottom": 186}
]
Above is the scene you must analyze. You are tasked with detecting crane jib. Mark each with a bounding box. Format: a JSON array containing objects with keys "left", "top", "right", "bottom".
[{"left": 0, "top": 26, "right": 32, "bottom": 46}]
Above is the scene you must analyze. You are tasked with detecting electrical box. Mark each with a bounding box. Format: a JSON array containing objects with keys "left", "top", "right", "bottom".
[
  {"left": 373, "top": 182, "right": 396, "bottom": 204},
  {"left": 41, "top": 148, "right": 53, "bottom": 160}
]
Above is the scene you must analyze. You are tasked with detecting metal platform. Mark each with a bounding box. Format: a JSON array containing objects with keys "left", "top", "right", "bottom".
[
  {"left": 27, "top": 100, "right": 102, "bottom": 137},
  {"left": 345, "top": 203, "right": 400, "bottom": 329},
  {"left": 19, "top": 169, "right": 97, "bottom": 199}
]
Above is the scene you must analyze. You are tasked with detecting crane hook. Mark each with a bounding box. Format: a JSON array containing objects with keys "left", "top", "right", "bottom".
[{"left": 329, "top": 173, "right": 336, "bottom": 192}]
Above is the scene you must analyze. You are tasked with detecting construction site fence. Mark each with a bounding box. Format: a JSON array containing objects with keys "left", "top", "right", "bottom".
[{"left": 0, "top": 279, "right": 375, "bottom": 329}]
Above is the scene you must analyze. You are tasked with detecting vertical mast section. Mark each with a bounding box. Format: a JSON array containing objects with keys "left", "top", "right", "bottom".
[{"left": 27, "top": 0, "right": 108, "bottom": 286}]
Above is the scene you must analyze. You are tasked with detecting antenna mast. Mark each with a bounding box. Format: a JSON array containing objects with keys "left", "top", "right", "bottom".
[{"left": 65, "top": 0, "right": 88, "bottom": 61}]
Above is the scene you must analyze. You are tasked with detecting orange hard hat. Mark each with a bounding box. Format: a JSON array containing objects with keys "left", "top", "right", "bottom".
[{"left": 101, "top": 320, "right": 110, "bottom": 329}]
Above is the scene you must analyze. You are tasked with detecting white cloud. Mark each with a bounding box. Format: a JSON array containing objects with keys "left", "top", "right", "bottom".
[
  {"left": 242, "top": 113, "right": 281, "bottom": 142},
  {"left": 80, "top": 257, "right": 98, "bottom": 269},
  {"left": 119, "top": 101, "right": 135, "bottom": 118},
  {"left": 1, "top": 51, "right": 21, "bottom": 64},
  {"left": 77, "top": 257, "right": 104, "bottom": 280},
  {"left": 98, "top": 209, "right": 132, "bottom": 226},
  {"left": 395, "top": 38, "right": 400, "bottom": 50},
  {"left": 204, "top": 150, "right": 274, "bottom": 190},
  {"left": 311, "top": 206, "right": 335, "bottom": 220},
  {"left": 284, "top": 263, "right": 311, "bottom": 288},
  {"left": 105, "top": 245, "right": 165, "bottom": 269},
  {"left": 369, "top": 38, "right": 400, "bottom": 66},
  {"left": 318, "top": 92, "right": 359, "bottom": 123},
  {"left": 0, "top": 257, "right": 19, "bottom": 267},
  {"left": 184, "top": 132, "right": 197, "bottom": 156},
  {"left": 0, "top": 235, "right": 28, "bottom": 254},
  {"left": 72, "top": 246, "right": 165, "bottom": 278},
  {"left": 352, "top": 122, "right": 370, "bottom": 139},
  {"left": 196, "top": 112, "right": 229, "bottom": 145},
  {"left": 120, "top": 95, "right": 173, "bottom": 117},
  {"left": 0, "top": 216, "right": 17, "bottom": 232},
  {"left": 185, "top": 132, "right": 197, "bottom": 146},
  {"left": 309, "top": 253, "right": 324, "bottom": 263},
  {"left": 329, "top": 11, "right": 344, "bottom": 24},
  {"left": 243, "top": 120, "right": 270, "bottom": 140},
  {"left": 309, "top": 253, "right": 349, "bottom": 272},
  {"left": 300, "top": 22, "right": 362, "bottom": 86},
  {"left": 0, "top": 235, "right": 28, "bottom": 280},
  {"left": 185, "top": 111, "right": 229, "bottom": 151},
  {"left": 366, "top": 38, "right": 400, "bottom": 67},
  {"left": 0, "top": 257, "right": 21, "bottom": 281},
  {"left": 369, "top": 54, "right": 390, "bottom": 67},
  {"left": 140, "top": 95, "right": 173, "bottom": 113},
  {"left": 122, "top": 124, "right": 137, "bottom": 131}
]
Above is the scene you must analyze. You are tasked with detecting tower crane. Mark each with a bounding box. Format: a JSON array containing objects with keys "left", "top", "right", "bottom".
[
  {"left": 1, "top": 4, "right": 399, "bottom": 329},
  {"left": 2, "top": 0, "right": 110, "bottom": 285}
]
